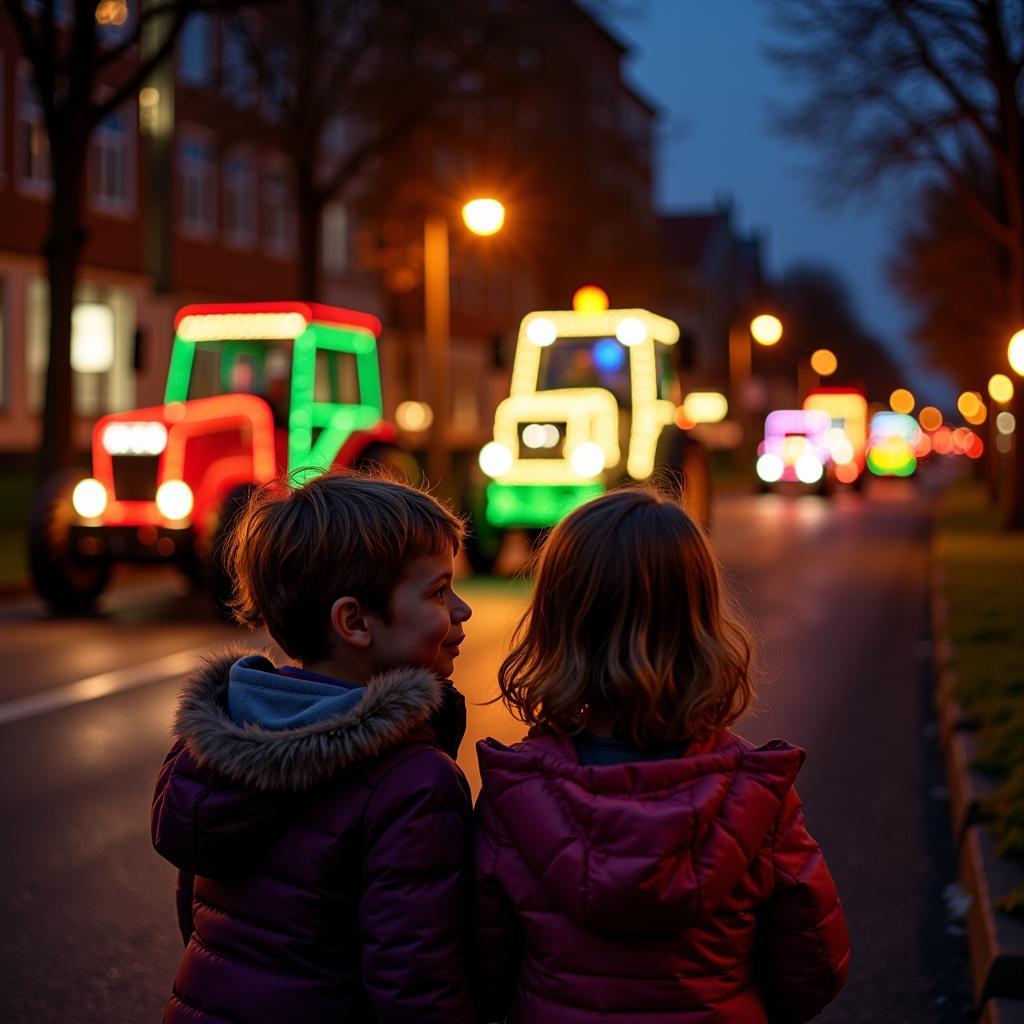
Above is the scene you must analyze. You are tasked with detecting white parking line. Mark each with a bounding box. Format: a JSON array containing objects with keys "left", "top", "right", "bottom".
[{"left": 0, "top": 644, "right": 224, "bottom": 726}]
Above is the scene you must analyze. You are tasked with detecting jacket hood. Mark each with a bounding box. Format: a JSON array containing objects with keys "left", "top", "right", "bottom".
[
  {"left": 177, "top": 649, "right": 444, "bottom": 791},
  {"left": 153, "top": 650, "right": 446, "bottom": 878},
  {"left": 477, "top": 731, "right": 804, "bottom": 936}
]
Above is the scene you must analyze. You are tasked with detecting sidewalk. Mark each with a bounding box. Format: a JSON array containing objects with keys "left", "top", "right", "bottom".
[{"left": 931, "top": 478, "right": 1024, "bottom": 1020}]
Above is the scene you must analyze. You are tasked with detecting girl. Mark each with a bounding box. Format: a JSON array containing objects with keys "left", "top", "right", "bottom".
[{"left": 474, "top": 488, "right": 850, "bottom": 1023}]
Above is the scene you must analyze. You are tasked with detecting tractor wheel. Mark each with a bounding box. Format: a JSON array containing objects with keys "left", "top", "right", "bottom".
[
  {"left": 28, "top": 470, "right": 111, "bottom": 614},
  {"left": 353, "top": 441, "right": 424, "bottom": 486},
  {"left": 203, "top": 483, "right": 257, "bottom": 615},
  {"left": 653, "top": 427, "right": 713, "bottom": 530}
]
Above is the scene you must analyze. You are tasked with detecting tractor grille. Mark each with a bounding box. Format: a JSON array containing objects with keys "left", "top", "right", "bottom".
[{"left": 111, "top": 454, "right": 160, "bottom": 501}]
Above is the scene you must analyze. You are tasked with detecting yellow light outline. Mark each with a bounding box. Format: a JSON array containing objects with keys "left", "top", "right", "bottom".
[
  {"left": 507, "top": 308, "right": 679, "bottom": 482},
  {"left": 177, "top": 312, "right": 309, "bottom": 342}
]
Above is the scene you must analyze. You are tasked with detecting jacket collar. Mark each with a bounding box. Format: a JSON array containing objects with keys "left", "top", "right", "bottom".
[{"left": 175, "top": 648, "right": 443, "bottom": 791}]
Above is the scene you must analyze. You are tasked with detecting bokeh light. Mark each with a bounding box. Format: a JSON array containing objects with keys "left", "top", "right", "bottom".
[
  {"left": 996, "top": 411, "right": 1016, "bottom": 435},
  {"left": 918, "top": 406, "right": 943, "bottom": 432},
  {"left": 395, "top": 400, "right": 433, "bottom": 432},
  {"left": 810, "top": 349, "right": 838, "bottom": 376},
  {"left": 1009, "top": 329, "right": 1024, "bottom": 376},
  {"left": 681, "top": 391, "right": 728, "bottom": 424},
  {"left": 988, "top": 373, "right": 1014, "bottom": 403},
  {"left": 750, "top": 314, "right": 783, "bottom": 346},
  {"left": 890, "top": 388, "right": 915, "bottom": 414}
]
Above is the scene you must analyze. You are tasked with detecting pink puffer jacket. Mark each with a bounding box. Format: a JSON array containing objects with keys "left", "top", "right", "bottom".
[{"left": 473, "top": 730, "right": 849, "bottom": 1023}]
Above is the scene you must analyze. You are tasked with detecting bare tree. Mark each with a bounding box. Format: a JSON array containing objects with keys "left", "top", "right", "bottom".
[
  {"left": 232, "top": 0, "right": 529, "bottom": 300},
  {"left": 3, "top": 0, "right": 227, "bottom": 480},
  {"left": 765, "top": 0, "right": 1024, "bottom": 526}
]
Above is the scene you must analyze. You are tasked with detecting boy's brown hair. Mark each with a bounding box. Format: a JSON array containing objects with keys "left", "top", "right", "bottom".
[
  {"left": 498, "top": 487, "right": 753, "bottom": 748},
  {"left": 224, "top": 471, "right": 465, "bottom": 662}
]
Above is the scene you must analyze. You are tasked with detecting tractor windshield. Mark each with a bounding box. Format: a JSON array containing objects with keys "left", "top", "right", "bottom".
[
  {"left": 188, "top": 341, "right": 293, "bottom": 425},
  {"left": 537, "top": 336, "right": 631, "bottom": 408}
]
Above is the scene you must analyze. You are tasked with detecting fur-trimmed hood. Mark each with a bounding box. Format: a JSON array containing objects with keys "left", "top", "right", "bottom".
[{"left": 175, "top": 649, "right": 444, "bottom": 792}]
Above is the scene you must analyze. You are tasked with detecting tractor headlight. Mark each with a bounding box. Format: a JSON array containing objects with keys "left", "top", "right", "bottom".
[
  {"left": 479, "top": 442, "right": 514, "bottom": 479},
  {"left": 72, "top": 478, "right": 108, "bottom": 519},
  {"left": 569, "top": 442, "right": 605, "bottom": 478},
  {"left": 102, "top": 421, "right": 168, "bottom": 455},
  {"left": 155, "top": 480, "right": 194, "bottom": 521}
]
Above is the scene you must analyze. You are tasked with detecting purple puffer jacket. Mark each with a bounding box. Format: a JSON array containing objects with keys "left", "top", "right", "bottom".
[
  {"left": 152, "top": 651, "right": 474, "bottom": 1024},
  {"left": 474, "top": 730, "right": 850, "bottom": 1023}
]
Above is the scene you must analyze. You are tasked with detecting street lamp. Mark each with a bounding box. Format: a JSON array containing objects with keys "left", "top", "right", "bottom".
[
  {"left": 424, "top": 197, "right": 506, "bottom": 493},
  {"left": 729, "top": 313, "right": 784, "bottom": 457}
]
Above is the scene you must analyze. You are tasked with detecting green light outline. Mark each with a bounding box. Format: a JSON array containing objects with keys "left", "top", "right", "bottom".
[{"left": 485, "top": 482, "right": 605, "bottom": 527}]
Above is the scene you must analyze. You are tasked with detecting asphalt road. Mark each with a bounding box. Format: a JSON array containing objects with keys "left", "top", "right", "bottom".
[{"left": 0, "top": 472, "right": 973, "bottom": 1022}]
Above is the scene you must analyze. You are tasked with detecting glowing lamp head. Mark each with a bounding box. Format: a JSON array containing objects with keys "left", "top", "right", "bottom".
[
  {"left": 1009, "top": 329, "right": 1024, "bottom": 376},
  {"left": 615, "top": 317, "right": 648, "bottom": 347},
  {"left": 525, "top": 317, "right": 557, "bottom": 347},
  {"left": 155, "top": 480, "right": 194, "bottom": 521},
  {"left": 479, "top": 441, "right": 514, "bottom": 479},
  {"left": 795, "top": 453, "right": 824, "bottom": 484},
  {"left": 810, "top": 349, "right": 837, "bottom": 376},
  {"left": 102, "top": 421, "right": 168, "bottom": 456},
  {"left": 72, "top": 478, "right": 108, "bottom": 519},
  {"left": 989, "top": 373, "right": 1014, "bottom": 403},
  {"left": 572, "top": 285, "right": 609, "bottom": 312},
  {"left": 569, "top": 441, "right": 606, "bottom": 478},
  {"left": 682, "top": 391, "right": 728, "bottom": 424},
  {"left": 756, "top": 453, "right": 784, "bottom": 483},
  {"left": 462, "top": 198, "right": 505, "bottom": 236},
  {"left": 890, "top": 388, "right": 915, "bottom": 415},
  {"left": 750, "top": 314, "right": 783, "bottom": 346}
]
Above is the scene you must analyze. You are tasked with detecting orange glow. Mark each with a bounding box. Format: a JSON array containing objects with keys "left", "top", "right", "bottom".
[
  {"left": 890, "top": 388, "right": 915, "bottom": 415},
  {"left": 932, "top": 426, "right": 953, "bottom": 454},
  {"left": 952, "top": 427, "right": 974, "bottom": 452},
  {"left": 810, "top": 349, "right": 838, "bottom": 376},
  {"left": 918, "top": 406, "right": 943, "bottom": 432},
  {"left": 835, "top": 462, "right": 859, "bottom": 484},
  {"left": 572, "top": 285, "right": 610, "bottom": 313},
  {"left": 967, "top": 435, "right": 985, "bottom": 459},
  {"left": 914, "top": 433, "right": 932, "bottom": 458},
  {"left": 1009, "top": 329, "right": 1024, "bottom": 376}
]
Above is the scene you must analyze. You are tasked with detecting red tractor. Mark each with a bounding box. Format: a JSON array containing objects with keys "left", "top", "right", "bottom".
[{"left": 30, "top": 301, "right": 416, "bottom": 613}]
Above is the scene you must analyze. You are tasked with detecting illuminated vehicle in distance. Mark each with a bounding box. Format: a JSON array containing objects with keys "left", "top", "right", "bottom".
[
  {"left": 802, "top": 387, "right": 868, "bottom": 487},
  {"left": 755, "top": 409, "right": 832, "bottom": 490},
  {"left": 470, "top": 291, "right": 710, "bottom": 571},
  {"left": 29, "top": 302, "right": 414, "bottom": 613},
  {"left": 866, "top": 411, "right": 920, "bottom": 477}
]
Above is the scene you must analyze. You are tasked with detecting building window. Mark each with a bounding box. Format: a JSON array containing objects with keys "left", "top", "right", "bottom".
[
  {"left": 17, "top": 65, "right": 50, "bottom": 195},
  {"left": 223, "top": 151, "right": 257, "bottom": 248},
  {"left": 222, "top": 21, "right": 256, "bottom": 108},
  {"left": 91, "top": 103, "right": 134, "bottom": 212},
  {"left": 178, "top": 130, "right": 217, "bottom": 237},
  {"left": 178, "top": 13, "right": 212, "bottom": 87},
  {"left": 262, "top": 160, "right": 294, "bottom": 257},
  {"left": 321, "top": 202, "right": 348, "bottom": 273},
  {"left": 27, "top": 279, "right": 137, "bottom": 416}
]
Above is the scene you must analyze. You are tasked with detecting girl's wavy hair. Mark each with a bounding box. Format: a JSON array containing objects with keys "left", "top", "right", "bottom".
[{"left": 498, "top": 487, "right": 754, "bottom": 747}]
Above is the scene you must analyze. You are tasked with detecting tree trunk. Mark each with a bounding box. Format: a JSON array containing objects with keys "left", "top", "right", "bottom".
[
  {"left": 38, "top": 130, "right": 88, "bottom": 482},
  {"left": 295, "top": 155, "right": 321, "bottom": 300}
]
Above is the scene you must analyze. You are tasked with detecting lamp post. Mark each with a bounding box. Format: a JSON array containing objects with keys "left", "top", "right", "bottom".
[
  {"left": 729, "top": 313, "right": 783, "bottom": 460},
  {"left": 424, "top": 198, "right": 505, "bottom": 494}
]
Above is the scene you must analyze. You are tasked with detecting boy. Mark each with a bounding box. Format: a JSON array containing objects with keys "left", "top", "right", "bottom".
[{"left": 151, "top": 472, "right": 474, "bottom": 1023}]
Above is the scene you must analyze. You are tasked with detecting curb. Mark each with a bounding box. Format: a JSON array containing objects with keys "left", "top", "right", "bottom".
[{"left": 930, "top": 561, "right": 1024, "bottom": 1017}]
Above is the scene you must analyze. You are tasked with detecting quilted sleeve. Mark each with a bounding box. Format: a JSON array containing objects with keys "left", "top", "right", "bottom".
[
  {"left": 756, "top": 787, "right": 850, "bottom": 1023},
  {"left": 472, "top": 793, "right": 520, "bottom": 1023},
  {"left": 359, "top": 748, "right": 474, "bottom": 1024}
]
